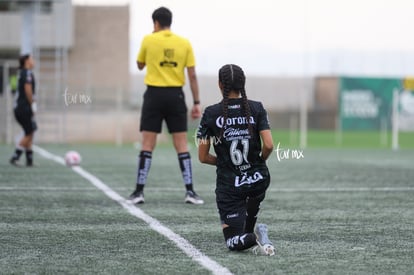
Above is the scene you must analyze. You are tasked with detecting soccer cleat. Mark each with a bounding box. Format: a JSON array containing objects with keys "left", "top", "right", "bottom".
[
  {"left": 26, "top": 162, "right": 36, "bottom": 167},
  {"left": 128, "top": 190, "right": 145, "bottom": 204},
  {"left": 252, "top": 223, "right": 275, "bottom": 256},
  {"left": 184, "top": 190, "right": 204, "bottom": 205},
  {"left": 10, "top": 158, "right": 22, "bottom": 167}
]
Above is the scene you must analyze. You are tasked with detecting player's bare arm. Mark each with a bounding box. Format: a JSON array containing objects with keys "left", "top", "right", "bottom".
[
  {"left": 24, "top": 82, "right": 33, "bottom": 104},
  {"left": 198, "top": 140, "right": 217, "bottom": 165},
  {"left": 187, "top": 66, "right": 201, "bottom": 119},
  {"left": 260, "top": 129, "right": 274, "bottom": 161}
]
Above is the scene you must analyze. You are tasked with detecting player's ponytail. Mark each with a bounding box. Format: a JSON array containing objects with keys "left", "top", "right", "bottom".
[
  {"left": 219, "top": 65, "right": 232, "bottom": 138},
  {"left": 218, "top": 64, "right": 252, "bottom": 137},
  {"left": 240, "top": 87, "right": 253, "bottom": 136}
]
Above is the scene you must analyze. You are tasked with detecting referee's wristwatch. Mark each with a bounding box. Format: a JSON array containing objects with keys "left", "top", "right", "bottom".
[{"left": 193, "top": 100, "right": 200, "bottom": 105}]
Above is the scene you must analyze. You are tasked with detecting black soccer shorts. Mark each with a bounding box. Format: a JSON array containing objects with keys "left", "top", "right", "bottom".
[
  {"left": 14, "top": 108, "right": 37, "bottom": 136},
  {"left": 215, "top": 180, "right": 269, "bottom": 230},
  {"left": 140, "top": 86, "right": 188, "bottom": 133}
]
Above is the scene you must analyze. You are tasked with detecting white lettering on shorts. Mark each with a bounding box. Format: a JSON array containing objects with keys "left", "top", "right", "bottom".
[{"left": 234, "top": 172, "right": 264, "bottom": 187}]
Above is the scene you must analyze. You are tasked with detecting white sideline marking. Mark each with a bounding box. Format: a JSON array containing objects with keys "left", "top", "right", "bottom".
[{"left": 33, "top": 145, "right": 233, "bottom": 275}]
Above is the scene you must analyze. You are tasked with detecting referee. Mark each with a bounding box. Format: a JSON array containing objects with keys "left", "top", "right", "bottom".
[
  {"left": 129, "top": 7, "right": 204, "bottom": 204},
  {"left": 9, "top": 54, "right": 37, "bottom": 167}
]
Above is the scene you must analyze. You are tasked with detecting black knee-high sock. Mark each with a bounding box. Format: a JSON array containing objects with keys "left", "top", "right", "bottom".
[
  {"left": 25, "top": 149, "right": 33, "bottom": 166},
  {"left": 135, "top": 151, "right": 152, "bottom": 191},
  {"left": 244, "top": 208, "right": 259, "bottom": 234},
  {"left": 178, "top": 152, "right": 193, "bottom": 191},
  {"left": 244, "top": 193, "right": 265, "bottom": 233},
  {"left": 223, "top": 226, "right": 257, "bottom": 251}
]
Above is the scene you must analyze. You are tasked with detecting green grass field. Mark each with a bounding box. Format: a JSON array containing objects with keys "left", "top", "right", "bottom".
[
  {"left": 270, "top": 130, "right": 414, "bottom": 149},
  {"left": 1, "top": 137, "right": 414, "bottom": 274}
]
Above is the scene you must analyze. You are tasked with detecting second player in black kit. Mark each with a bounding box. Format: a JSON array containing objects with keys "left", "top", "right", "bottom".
[
  {"left": 10, "top": 54, "right": 37, "bottom": 167},
  {"left": 197, "top": 64, "right": 275, "bottom": 256}
]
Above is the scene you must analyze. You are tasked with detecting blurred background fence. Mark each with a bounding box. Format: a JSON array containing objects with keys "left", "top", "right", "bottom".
[{"left": 0, "top": 1, "right": 413, "bottom": 148}]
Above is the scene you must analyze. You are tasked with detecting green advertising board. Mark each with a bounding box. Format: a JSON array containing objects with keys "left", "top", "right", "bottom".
[{"left": 339, "top": 77, "right": 403, "bottom": 130}]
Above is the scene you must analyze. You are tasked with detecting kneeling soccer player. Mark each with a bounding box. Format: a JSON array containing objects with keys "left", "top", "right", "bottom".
[{"left": 197, "top": 64, "right": 275, "bottom": 255}]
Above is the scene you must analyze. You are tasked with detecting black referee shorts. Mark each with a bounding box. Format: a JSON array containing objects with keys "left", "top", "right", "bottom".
[
  {"left": 140, "top": 86, "right": 188, "bottom": 133},
  {"left": 14, "top": 108, "right": 37, "bottom": 136}
]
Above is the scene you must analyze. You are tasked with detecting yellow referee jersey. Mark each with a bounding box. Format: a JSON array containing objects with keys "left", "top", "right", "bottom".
[{"left": 137, "top": 30, "right": 196, "bottom": 87}]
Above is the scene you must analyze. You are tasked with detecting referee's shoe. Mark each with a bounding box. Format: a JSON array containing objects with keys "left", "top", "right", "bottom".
[
  {"left": 184, "top": 190, "right": 204, "bottom": 205},
  {"left": 128, "top": 190, "right": 144, "bottom": 204}
]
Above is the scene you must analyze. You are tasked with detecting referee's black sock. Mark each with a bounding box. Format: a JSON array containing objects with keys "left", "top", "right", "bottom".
[
  {"left": 178, "top": 152, "right": 193, "bottom": 191},
  {"left": 136, "top": 151, "right": 152, "bottom": 189},
  {"left": 25, "top": 149, "right": 33, "bottom": 166}
]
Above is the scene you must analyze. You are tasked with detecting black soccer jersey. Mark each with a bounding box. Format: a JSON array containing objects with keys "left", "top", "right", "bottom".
[
  {"left": 14, "top": 69, "right": 35, "bottom": 111},
  {"left": 197, "top": 98, "right": 271, "bottom": 191}
]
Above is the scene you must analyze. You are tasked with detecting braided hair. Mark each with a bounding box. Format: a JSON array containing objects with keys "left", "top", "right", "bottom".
[{"left": 218, "top": 64, "right": 253, "bottom": 137}]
